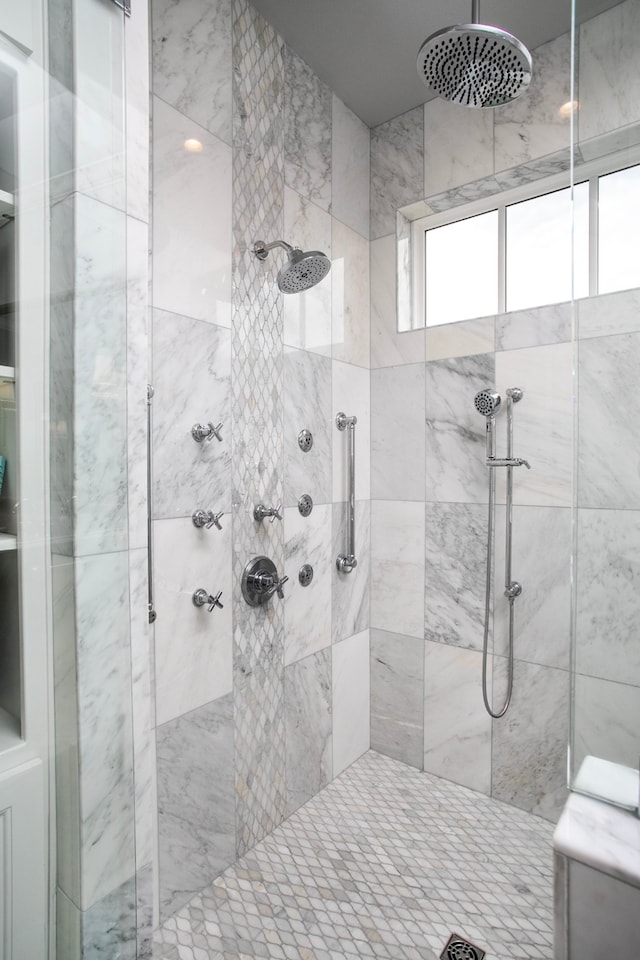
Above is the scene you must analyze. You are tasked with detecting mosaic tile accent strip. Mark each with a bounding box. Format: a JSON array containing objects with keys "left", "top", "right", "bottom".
[
  {"left": 231, "top": 0, "right": 287, "bottom": 857},
  {"left": 154, "top": 750, "right": 555, "bottom": 960}
]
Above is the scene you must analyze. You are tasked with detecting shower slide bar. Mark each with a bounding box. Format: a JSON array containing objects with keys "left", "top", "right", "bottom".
[
  {"left": 147, "top": 385, "right": 157, "bottom": 624},
  {"left": 336, "top": 412, "right": 358, "bottom": 574}
]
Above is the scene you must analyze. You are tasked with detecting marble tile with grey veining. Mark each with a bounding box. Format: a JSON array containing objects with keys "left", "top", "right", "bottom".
[
  {"left": 424, "top": 97, "right": 493, "bottom": 197},
  {"left": 152, "top": 0, "right": 232, "bottom": 145},
  {"left": 332, "top": 359, "right": 371, "bottom": 502},
  {"left": 578, "top": 333, "right": 640, "bottom": 509},
  {"left": 426, "top": 315, "right": 495, "bottom": 362},
  {"left": 579, "top": 0, "right": 640, "bottom": 144},
  {"left": 74, "top": 195, "right": 128, "bottom": 557},
  {"left": 425, "top": 501, "right": 489, "bottom": 652},
  {"left": 284, "top": 47, "right": 332, "bottom": 211},
  {"left": 332, "top": 94, "right": 370, "bottom": 239},
  {"left": 284, "top": 504, "right": 332, "bottom": 666},
  {"left": 332, "top": 501, "right": 370, "bottom": 644},
  {"left": 575, "top": 509, "right": 640, "bottom": 687},
  {"left": 371, "top": 363, "right": 425, "bottom": 501},
  {"left": 371, "top": 500, "right": 425, "bottom": 640},
  {"left": 332, "top": 218, "right": 370, "bottom": 368},
  {"left": 125, "top": 0, "right": 150, "bottom": 223},
  {"left": 332, "top": 630, "right": 370, "bottom": 775},
  {"left": 370, "top": 628, "right": 423, "bottom": 769},
  {"left": 573, "top": 673, "right": 640, "bottom": 773},
  {"left": 493, "top": 506, "right": 571, "bottom": 671},
  {"left": 126, "top": 216, "right": 149, "bottom": 552},
  {"left": 152, "top": 309, "right": 231, "bottom": 519},
  {"left": 82, "top": 874, "right": 137, "bottom": 960},
  {"left": 153, "top": 515, "right": 233, "bottom": 725},
  {"left": 495, "top": 342, "right": 573, "bottom": 508},
  {"left": 283, "top": 187, "right": 332, "bottom": 356},
  {"left": 425, "top": 353, "right": 495, "bottom": 504},
  {"left": 424, "top": 641, "right": 492, "bottom": 795},
  {"left": 136, "top": 863, "right": 154, "bottom": 959},
  {"left": 285, "top": 648, "right": 332, "bottom": 814},
  {"left": 577, "top": 288, "right": 640, "bottom": 340},
  {"left": 496, "top": 301, "right": 571, "bottom": 351},
  {"left": 75, "top": 552, "right": 135, "bottom": 909},
  {"left": 370, "top": 234, "right": 425, "bottom": 369},
  {"left": 157, "top": 694, "right": 235, "bottom": 919},
  {"left": 152, "top": 96, "right": 232, "bottom": 326},
  {"left": 426, "top": 175, "right": 503, "bottom": 214},
  {"left": 494, "top": 32, "right": 571, "bottom": 172},
  {"left": 371, "top": 107, "right": 423, "bottom": 240},
  {"left": 284, "top": 346, "right": 332, "bottom": 507},
  {"left": 493, "top": 148, "right": 572, "bottom": 192},
  {"left": 492, "top": 658, "right": 569, "bottom": 821}
]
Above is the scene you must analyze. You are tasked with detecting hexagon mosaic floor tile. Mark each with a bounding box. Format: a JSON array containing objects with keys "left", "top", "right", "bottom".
[{"left": 153, "top": 751, "right": 555, "bottom": 960}]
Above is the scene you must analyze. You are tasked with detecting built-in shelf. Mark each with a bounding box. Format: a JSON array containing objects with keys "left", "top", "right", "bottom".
[
  {"left": 0, "top": 534, "right": 17, "bottom": 552},
  {"left": 0, "top": 366, "right": 15, "bottom": 382},
  {"left": 0, "top": 189, "right": 15, "bottom": 219},
  {"left": 0, "top": 706, "right": 21, "bottom": 753}
]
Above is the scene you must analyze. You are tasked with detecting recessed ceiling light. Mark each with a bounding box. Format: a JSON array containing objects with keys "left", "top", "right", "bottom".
[
  {"left": 559, "top": 100, "right": 579, "bottom": 119},
  {"left": 184, "top": 138, "right": 203, "bottom": 153}
]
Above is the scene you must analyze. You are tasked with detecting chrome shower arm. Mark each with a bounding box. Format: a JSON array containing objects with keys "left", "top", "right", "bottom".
[{"left": 253, "top": 239, "right": 294, "bottom": 260}]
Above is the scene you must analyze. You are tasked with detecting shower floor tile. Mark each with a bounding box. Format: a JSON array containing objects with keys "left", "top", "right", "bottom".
[{"left": 153, "top": 750, "right": 554, "bottom": 960}]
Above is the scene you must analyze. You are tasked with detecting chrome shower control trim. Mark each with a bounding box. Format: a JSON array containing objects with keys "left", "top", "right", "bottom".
[
  {"left": 191, "top": 421, "right": 223, "bottom": 443},
  {"left": 241, "top": 556, "right": 288, "bottom": 606},
  {"left": 298, "top": 429, "right": 313, "bottom": 452},
  {"left": 298, "top": 564, "right": 314, "bottom": 587},
  {"left": 192, "top": 509, "right": 224, "bottom": 530},
  {"left": 253, "top": 502, "right": 282, "bottom": 523},
  {"left": 192, "top": 588, "right": 224, "bottom": 612},
  {"left": 298, "top": 494, "right": 313, "bottom": 517},
  {"left": 336, "top": 411, "right": 357, "bottom": 430}
]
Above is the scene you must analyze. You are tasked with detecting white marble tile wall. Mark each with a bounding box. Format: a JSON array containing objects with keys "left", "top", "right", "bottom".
[
  {"left": 126, "top": 215, "right": 149, "bottom": 552},
  {"left": 370, "top": 107, "right": 423, "bottom": 241},
  {"left": 284, "top": 47, "right": 332, "bottom": 212},
  {"left": 424, "top": 98, "right": 493, "bottom": 197},
  {"left": 331, "top": 95, "right": 370, "bottom": 240},
  {"left": 152, "top": 0, "right": 232, "bottom": 146},
  {"left": 152, "top": 310, "right": 231, "bottom": 520},
  {"left": 496, "top": 301, "right": 572, "bottom": 352},
  {"left": 565, "top": 859, "right": 640, "bottom": 960},
  {"left": 371, "top": 500, "right": 425, "bottom": 639},
  {"left": 426, "top": 316, "right": 494, "bottom": 362},
  {"left": 370, "top": 234, "right": 425, "bottom": 369},
  {"left": 75, "top": 551, "right": 136, "bottom": 909},
  {"left": 577, "top": 287, "right": 640, "bottom": 340},
  {"left": 152, "top": 96, "right": 232, "bottom": 326},
  {"left": 284, "top": 504, "right": 332, "bottom": 666},
  {"left": 332, "top": 217, "right": 370, "bottom": 368},
  {"left": 332, "top": 629, "right": 370, "bottom": 776},
  {"left": 573, "top": 673, "right": 640, "bottom": 771},
  {"left": 125, "top": 0, "right": 150, "bottom": 223},
  {"left": 579, "top": 0, "right": 640, "bottom": 145},
  {"left": 283, "top": 187, "right": 332, "bottom": 356},
  {"left": 153, "top": 516, "right": 233, "bottom": 725},
  {"left": 423, "top": 640, "right": 492, "bottom": 795},
  {"left": 370, "top": 628, "right": 424, "bottom": 769},
  {"left": 332, "top": 359, "right": 370, "bottom": 502},
  {"left": 156, "top": 694, "right": 235, "bottom": 919},
  {"left": 332, "top": 500, "right": 371, "bottom": 644},
  {"left": 578, "top": 333, "right": 640, "bottom": 509},
  {"left": 285, "top": 648, "right": 332, "bottom": 813},
  {"left": 283, "top": 346, "right": 332, "bottom": 507},
  {"left": 371, "top": 363, "right": 425, "bottom": 501}
]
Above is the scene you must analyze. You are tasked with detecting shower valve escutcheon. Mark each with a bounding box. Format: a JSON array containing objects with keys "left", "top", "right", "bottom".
[
  {"left": 192, "top": 589, "right": 224, "bottom": 612},
  {"left": 191, "top": 421, "right": 223, "bottom": 443},
  {"left": 253, "top": 502, "right": 282, "bottom": 523},
  {"left": 241, "top": 556, "right": 288, "bottom": 606},
  {"left": 192, "top": 509, "right": 224, "bottom": 530}
]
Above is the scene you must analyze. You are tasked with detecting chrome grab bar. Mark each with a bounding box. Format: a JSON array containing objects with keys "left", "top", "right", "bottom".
[
  {"left": 336, "top": 412, "right": 358, "bottom": 574},
  {"left": 147, "top": 385, "right": 157, "bottom": 623}
]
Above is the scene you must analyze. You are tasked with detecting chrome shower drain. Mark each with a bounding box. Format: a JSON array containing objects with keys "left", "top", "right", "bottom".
[{"left": 440, "top": 933, "right": 486, "bottom": 960}]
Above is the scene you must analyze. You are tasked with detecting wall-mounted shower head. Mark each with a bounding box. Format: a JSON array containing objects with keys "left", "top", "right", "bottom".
[
  {"left": 474, "top": 389, "right": 501, "bottom": 417},
  {"left": 253, "top": 239, "right": 331, "bottom": 294},
  {"left": 416, "top": 0, "right": 533, "bottom": 108}
]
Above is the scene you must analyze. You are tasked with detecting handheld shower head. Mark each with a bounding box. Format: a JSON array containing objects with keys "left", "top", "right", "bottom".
[
  {"left": 474, "top": 389, "right": 501, "bottom": 417},
  {"left": 253, "top": 239, "right": 331, "bottom": 294}
]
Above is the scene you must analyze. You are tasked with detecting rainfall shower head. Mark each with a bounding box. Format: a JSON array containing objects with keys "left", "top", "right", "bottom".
[
  {"left": 416, "top": 0, "right": 533, "bottom": 108},
  {"left": 474, "top": 389, "right": 501, "bottom": 417},
  {"left": 253, "top": 239, "right": 331, "bottom": 294}
]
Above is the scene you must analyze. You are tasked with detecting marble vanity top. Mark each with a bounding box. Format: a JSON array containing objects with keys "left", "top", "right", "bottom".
[{"left": 553, "top": 790, "right": 640, "bottom": 889}]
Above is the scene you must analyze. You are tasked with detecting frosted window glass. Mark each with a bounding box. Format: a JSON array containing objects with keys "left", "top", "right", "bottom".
[
  {"left": 598, "top": 164, "right": 640, "bottom": 294},
  {"left": 506, "top": 182, "right": 589, "bottom": 312},
  {"left": 425, "top": 210, "right": 498, "bottom": 327}
]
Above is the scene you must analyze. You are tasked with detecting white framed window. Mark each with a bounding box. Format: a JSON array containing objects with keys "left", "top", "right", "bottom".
[{"left": 405, "top": 148, "right": 640, "bottom": 332}]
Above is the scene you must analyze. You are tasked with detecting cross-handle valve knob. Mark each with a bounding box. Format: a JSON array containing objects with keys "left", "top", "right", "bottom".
[
  {"left": 192, "top": 509, "right": 224, "bottom": 530},
  {"left": 253, "top": 502, "right": 282, "bottom": 523},
  {"left": 191, "top": 421, "right": 223, "bottom": 443},
  {"left": 241, "top": 556, "right": 288, "bottom": 606},
  {"left": 192, "top": 588, "right": 224, "bottom": 612}
]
